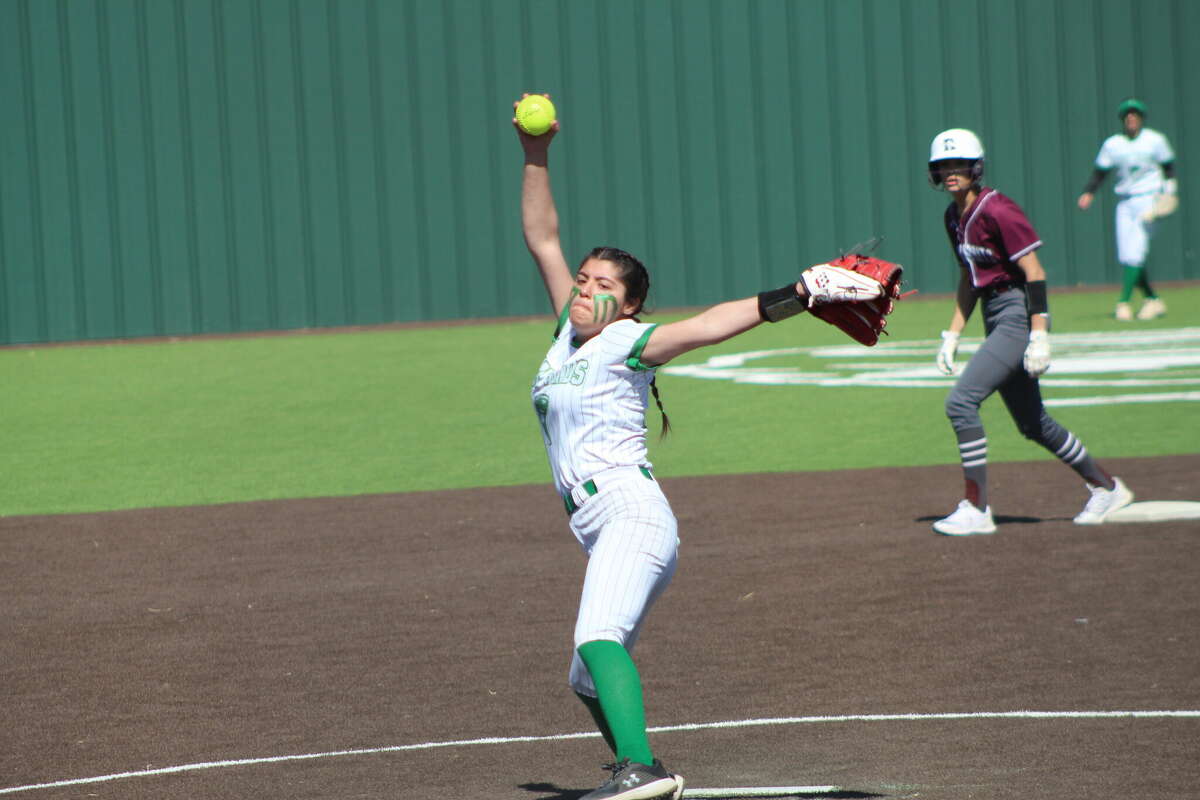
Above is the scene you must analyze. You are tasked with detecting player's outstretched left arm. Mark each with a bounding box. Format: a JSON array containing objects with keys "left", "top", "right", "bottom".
[
  {"left": 640, "top": 292, "right": 793, "bottom": 367},
  {"left": 640, "top": 259, "right": 892, "bottom": 366}
]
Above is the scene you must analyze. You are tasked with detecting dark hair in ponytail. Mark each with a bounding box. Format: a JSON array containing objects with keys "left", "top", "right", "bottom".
[
  {"left": 581, "top": 246, "right": 668, "bottom": 437},
  {"left": 650, "top": 378, "right": 672, "bottom": 440}
]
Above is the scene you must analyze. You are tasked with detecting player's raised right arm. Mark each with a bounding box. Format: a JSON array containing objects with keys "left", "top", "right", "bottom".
[{"left": 515, "top": 99, "right": 573, "bottom": 316}]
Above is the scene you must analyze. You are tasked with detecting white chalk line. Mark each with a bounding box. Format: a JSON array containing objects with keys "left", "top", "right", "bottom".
[{"left": 3, "top": 709, "right": 1198, "bottom": 795}]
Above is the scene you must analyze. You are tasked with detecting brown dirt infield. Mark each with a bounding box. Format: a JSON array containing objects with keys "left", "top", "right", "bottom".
[{"left": 2, "top": 456, "right": 1198, "bottom": 800}]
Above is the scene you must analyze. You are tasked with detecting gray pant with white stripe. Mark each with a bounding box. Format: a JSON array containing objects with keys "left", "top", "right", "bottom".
[{"left": 945, "top": 287, "right": 1105, "bottom": 504}]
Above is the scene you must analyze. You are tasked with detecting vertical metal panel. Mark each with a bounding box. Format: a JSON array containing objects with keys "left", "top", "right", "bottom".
[
  {"left": 786, "top": 1, "right": 838, "bottom": 271},
  {"left": 209, "top": 0, "right": 241, "bottom": 331},
  {"left": 1053, "top": 0, "right": 1093, "bottom": 287},
  {"left": 375, "top": 0, "right": 427, "bottom": 323},
  {"left": 105, "top": 0, "right": 153, "bottom": 337},
  {"left": 864, "top": 0, "right": 907, "bottom": 275},
  {"left": 255, "top": 0, "right": 308, "bottom": 331},
  {"left": 132, "top": 0, "right": 167, "bottom": 335},
  {"left": 219, "top": 0, "right": 270, "bottom": 331},
  {"left": 712, "top": 0, "right": 761, "bottom": 299},
  {"left": 363, "top": 0, "right": 395, "bottom": 322},
  {"left": 866, "top": 0, "right": 918, "bottom": 282},
  {"left": 1176, "top": 0, "right": 1200, "bottom": 275},
  {"left": 826, "top": 1, "right": 869, "bottom": 254},
  {"left": 93, "top": 0, "right": 125, "bottom": 336},
  {"left": 1138, "top": 0, "right": 1188, "bottom": 282},
  {"left": 676, "top": 2, "right": 724, "bottom": 306},
  {"left": 446, "top": 0, "right": 490, "bottom": 318},
  {"left": 637, "top": 1, "right": 689, "bottom": 307},
  {"left": 407, "top": 1, "right": 454, "bottom": 320},
  {"left": 331, "top": 0, "right": 384, "bottom": 324},
  {"left": 0, "top": 0, "right": 1196, "bottom": 345},
  {"left": 651, "top": 0, "right": 695, "bottom": 307},
  {"left": 293, "top": 0, "right": 347, "bottom": 328},
  {"left": 26, "top": 0, "right": 76, "bottom": 341},
  {"left": 139, "top": 0, "right": 193, "bottom": 334},
  {"left": 902, "top": 0, "right": 952, "bottom": 288},
  {"left": 745, "top": 0, "right": 794, "bottom": 289},
  {"left": 480, "top": 0, "right": 530, "bottom": 317},
  {"left": 0, "top": 0, "right": 42, "bottom": 342},
  {"left": 558, "top": 1, "right": 604, "bottom": 272},
  {"left": 1019, "top": 0, "right": 1071, "bottom": 282},
  {"left": 57, "top": 0, "right": 93, "bottom": 339}
]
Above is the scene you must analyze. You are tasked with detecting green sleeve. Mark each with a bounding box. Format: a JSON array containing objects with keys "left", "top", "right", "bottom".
[
  {"left": 552, "top": 301, "right": 572, "bottom": 340},
  {"left": 625, "top": 324, "right": 659, "bottom": 371}
]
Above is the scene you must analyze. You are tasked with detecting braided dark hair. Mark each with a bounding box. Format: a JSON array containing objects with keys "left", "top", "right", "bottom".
[
  {"left": 649, "top": 378, "right": 672, "bottom": 440},
  {"left": 582, "top": 246, "right": 671, "bottom": 439}
]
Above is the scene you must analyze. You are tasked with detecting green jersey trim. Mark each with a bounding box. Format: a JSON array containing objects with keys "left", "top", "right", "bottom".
[
  {"left": 625, "top": 324, "right": 659, "bottom": 371},
  {"left": 553, "top": 301, "right": 572, "bottom": 340}
]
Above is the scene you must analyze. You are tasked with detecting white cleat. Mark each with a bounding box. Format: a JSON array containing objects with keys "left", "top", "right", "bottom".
[
  {"left": 1114, "top": 302, "right": 1133, "bottom": 321},
  {"left": 933, "top": 500, "right": 997, "bottom": 536},
  {"left": 1136, "top": 297, "right": 1166, "bottom": 320},
  {"left": 1074, "top": 477, "right": 1135, "bottom": 525}
]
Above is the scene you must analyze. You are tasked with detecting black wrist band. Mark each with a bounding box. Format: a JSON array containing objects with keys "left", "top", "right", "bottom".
[
  {"left": 1026, "top": 280, "right": 1049, "bottom": 316},
  {"left": 758, "top": 284, "right": 807, "bottom": 322}
]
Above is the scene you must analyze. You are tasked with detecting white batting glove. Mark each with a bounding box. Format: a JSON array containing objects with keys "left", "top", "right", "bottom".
[
  {"left": 936, "top": 330, "right": 960, "bottom": 375},
  {"left": 1023, "top": 329, "right": 1051, "bottom": 377},
  {"left": 799, "top": 263, "right": 884, "bottom": 307}
]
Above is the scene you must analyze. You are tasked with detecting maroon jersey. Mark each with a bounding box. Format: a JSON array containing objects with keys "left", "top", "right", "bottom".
[{"left": 943, "top": 187, "right": 1042, "bottom": 291}]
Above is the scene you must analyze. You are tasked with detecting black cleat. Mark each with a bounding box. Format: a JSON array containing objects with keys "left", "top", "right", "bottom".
[{"left": 580, "top": 759, "right": 681, "bottom": 800}]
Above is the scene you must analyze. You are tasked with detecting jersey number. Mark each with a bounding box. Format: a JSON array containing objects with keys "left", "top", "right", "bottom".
[{"left": 534, "top": 394, "right": 551, "bottom": 444}]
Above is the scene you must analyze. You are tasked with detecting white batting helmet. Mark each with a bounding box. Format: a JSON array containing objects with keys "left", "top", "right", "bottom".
[{"left": 928, "top": 128, "right": 985, "bottom": 188}]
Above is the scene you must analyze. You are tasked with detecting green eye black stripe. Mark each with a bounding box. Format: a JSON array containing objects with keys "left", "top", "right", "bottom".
[{"left": 593, "top": 294, "right": 617, "bottom": 324}]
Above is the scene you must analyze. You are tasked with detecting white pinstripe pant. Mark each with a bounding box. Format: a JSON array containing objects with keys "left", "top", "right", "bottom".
[
  {"left": 566, "top": 471, "right": 679, "bottom": 697},
  {"left": 1115, "top": 193, "right": 1158, "bottom": 268}
]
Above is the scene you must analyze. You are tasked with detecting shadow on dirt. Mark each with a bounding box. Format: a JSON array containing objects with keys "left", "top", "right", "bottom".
[{"left": 519, "top": 782, "right": 885, "bottom": 799}]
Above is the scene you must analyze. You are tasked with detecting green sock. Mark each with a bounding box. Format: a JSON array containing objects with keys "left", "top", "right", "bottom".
[
  {"left": 1119, "top": 266, "right": 1139, "bottom": 303},
  {"left": 577, "top": 640, "right": 655, "bottom": 765},
  {"left": 575, "top": 691, "right": 618, "bottom": 755},
  {"left": 1136, "top": 267, "right": 1157, "bottom": 299}
]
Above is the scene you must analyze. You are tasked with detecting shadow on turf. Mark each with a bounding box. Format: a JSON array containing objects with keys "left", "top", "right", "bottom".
[
  {"left": 915, "top": 513, "right": 1043, "bottom": 526},
  {"left": 519, "top": 782, "right": 884, "bottom": 799}
]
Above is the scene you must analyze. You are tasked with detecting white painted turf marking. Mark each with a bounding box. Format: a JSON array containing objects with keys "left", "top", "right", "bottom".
[
  {"left": 3, "top": 710, "right": 1198, "bottom": 795},
  {"left": 660, "top": 327, "right": 1200, "bottom": 405}
]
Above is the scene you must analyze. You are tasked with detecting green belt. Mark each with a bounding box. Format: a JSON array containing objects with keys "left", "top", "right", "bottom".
[{"left": 563, "top": 466, "right": 654, "bottom": 515}]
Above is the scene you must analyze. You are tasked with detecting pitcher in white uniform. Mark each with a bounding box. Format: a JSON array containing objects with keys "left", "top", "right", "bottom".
[
  {"left": 514, "top": 94, "right": 885, "bottom": 800},
  {"left": 1077, "top": 97, "right": 1178, "bottom": 321}
]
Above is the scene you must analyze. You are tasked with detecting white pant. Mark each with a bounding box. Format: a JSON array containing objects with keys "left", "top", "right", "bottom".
[
  {"left": 566, "top": 471, "right": 678, "bottom": 697},
  {"left": 1115, "top": 194, "right": 1157, "bottom": 267}
]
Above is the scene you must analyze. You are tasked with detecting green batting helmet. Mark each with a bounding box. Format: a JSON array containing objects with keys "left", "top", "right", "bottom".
[{"left": 1117, "top": 97, "right": 1147, "bottom": 120}]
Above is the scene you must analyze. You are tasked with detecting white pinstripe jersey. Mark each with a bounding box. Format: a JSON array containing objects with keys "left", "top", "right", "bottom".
[
  {"left": 1095, "top": 128, "right": 1175, "bottom": 197},
  {"left": 531, "top": 311, "right": 658, "bottom": 498}
]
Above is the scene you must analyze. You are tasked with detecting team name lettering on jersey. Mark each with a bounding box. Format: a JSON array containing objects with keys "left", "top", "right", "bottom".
[
  {"left": 536, "top": 358, "right": 590, "bottom": 386},
  {"left": 957, "top": 242, "right": 999, "bottom": 264}
]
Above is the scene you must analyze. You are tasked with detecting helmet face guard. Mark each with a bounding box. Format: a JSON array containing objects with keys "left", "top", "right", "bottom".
[{"left": 927, "top": 158, "right": 984, "bottom": 188}]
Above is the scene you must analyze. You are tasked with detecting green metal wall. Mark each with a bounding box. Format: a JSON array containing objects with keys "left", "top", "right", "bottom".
[{"left": 1, "top": 0, "right": 1196, "bottom": 345}]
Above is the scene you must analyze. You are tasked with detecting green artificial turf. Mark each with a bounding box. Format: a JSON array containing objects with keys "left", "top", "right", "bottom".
[{"left": 3, "top": 285, "right": 1197, "bottom": 516}]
